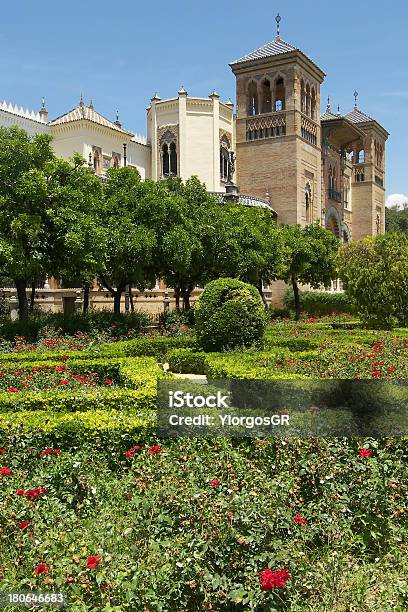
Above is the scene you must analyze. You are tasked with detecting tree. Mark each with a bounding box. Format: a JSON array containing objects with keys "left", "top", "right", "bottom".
[
  {"left": 385, "top": 205, "right": 408, "bottom": 236},
  {"left": 0, "top": 126, "right": 55, "bottom": 318},
  {"left": 277, "top": 224, "right": 340, "bottom": 320},
  {"left": 99, "top": 167, "right": 158, "bottom": 314},
  {"left": 339, "top": 232, "right": 408, "bottom": 328}
]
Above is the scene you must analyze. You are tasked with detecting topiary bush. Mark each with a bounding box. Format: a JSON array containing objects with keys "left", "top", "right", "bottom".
[{"left": 195, "top": 278, "right": 267, "bottom": 352}]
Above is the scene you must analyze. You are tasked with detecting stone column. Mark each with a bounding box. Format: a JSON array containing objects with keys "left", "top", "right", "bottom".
[{"left": 209, "top": 90, "right": 220, "bottom": 191}]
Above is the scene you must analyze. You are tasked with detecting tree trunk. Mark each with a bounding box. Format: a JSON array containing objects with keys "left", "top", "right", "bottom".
[
  {"left": 291, "top": 274, "right": 301, "bottom": 321},
  {"left": 174, "top": 286, "right": 181, "bottom": 310},
  {"left": 29, "top": 283, "right": 36, "bottom": 312},
  {"left": 15, "top": 278, "right": 28, "bottom": 320},
  {"left": 83, "top": 283, "right": 90, "bottom": 314},
  {"left": 113, "top": 289, "right": 123, "bottom": 315},
  {"left": 257, "top": 279, "right": 267, "bottom": 307},
  {"left": 129, "top": 285, "right": 135, "bottom": 312},
  {"left": 182, "top": 289, "right": 190, "bottom": 311}
]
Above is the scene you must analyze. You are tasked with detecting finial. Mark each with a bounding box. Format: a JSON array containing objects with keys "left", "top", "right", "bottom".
[
  {"left": 89, "top": 98, "right": 94, "bottom": 110},
  {"left": 178, "top": 85, "right": 187, "bottom": 95},
  {"left": 354, "top": 90, "right": 358, "bottom": 109},
  {"left": 337, "top": 104, "right": 341, "bottom": 115},
  {"left": 114, "top": 110, "right": 122, "bottom": 127},
  {"left": 79, "top": 93, "right": 84, "bottom": 107},
  {"left": 275, "top": 13, "right": 281, "bottom": 38},
  {"left": 151, "top": 93, "right": 161, "bottom": 101},
  {"left": 225, "top": 98, "right": 234, "bottom": 107},
  {"left": 41, "top": 97, "right": 46, "bottom": 109},
  {"left": 209, "top": 89, "right": 220, "bottom": 98},
  {"left": 326, "top": 96, "right": 331, "bottom": 113}
]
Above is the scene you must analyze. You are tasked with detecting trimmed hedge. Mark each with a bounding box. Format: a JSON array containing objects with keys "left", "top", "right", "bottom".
[
  {"left": 195, "top": 278, "right": 267, "bottom": 352},
  {"left": 284, "top": 289, "right": 354, "bottom": 316},
  {"left": 166, "top": 348, "right": 208, "bottom": 374}
]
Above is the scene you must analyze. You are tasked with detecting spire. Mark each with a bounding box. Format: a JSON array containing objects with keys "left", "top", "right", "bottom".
[
  {"left": 89, "top": 98, "right": 94, "bottom": 110},
  {"left": 39, "top": 97, "right": 48, "bottom": 123},
  {"left": 275, "top": 13, "right": 281, "bottom": 39},
  {"left": 114, "top": 110, "right": 122, "bottom": 128},
  {"left": 354, "top": 90, "right": 358, "bottom": 109}
]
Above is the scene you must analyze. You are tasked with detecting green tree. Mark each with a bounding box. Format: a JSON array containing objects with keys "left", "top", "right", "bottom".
[
  {"left": 0, "top": 126, "right": 55, "bottom": 318},
  {"left": 385, "top": 205, "right": 408, "bottom": 236},
  {"left": 339, "top": 232, "right": 408, "bottom": 328},
  {"left": 277, "top": 223, "right": 340, "bottom": 320},
  {"left": 99, "top": 167, "right": 158, "bottom": 314}
]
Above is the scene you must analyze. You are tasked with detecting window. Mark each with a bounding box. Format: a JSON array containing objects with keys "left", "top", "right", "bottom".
[
  {"left": 358, "top": 149, "right": 365, "bottom": 164},
  {"left": 161, "top": 137, "right": 178, "bottom": 177},
  {"left": 261, "top": 80, "right": 272, "bottom": 113},
  {"left": 275, "top": 77, "right": 285, "bottom": 111},
  {"left": 161, "top": 143, "right": 169, "bottom": 176},
  {"left": 248, "top": 81, "right": 258, "bottom": 116},
  {"left": 311, "top": 88, "right": 316, "bottom": 120},
  {"left": 170, "top": 142, "right": 177, "bottom": 175},
  {"left": 305, "top": 83, "right": 311, "bottom": 116},
  {"left": 93, "top": 149, "right": 102, "bottom": 174},
  {"left": 300, "top": 79, "right": 305, "bottom": 113},
  {"left": 305, "top": 183, "right": 312, "bottom": 223},
  {"left": 355, "top": 170, "right": 365, "bottom": 182}
]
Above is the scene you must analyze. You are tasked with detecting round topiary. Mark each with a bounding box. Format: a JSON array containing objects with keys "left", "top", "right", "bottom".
[{"left": 195, "top": 278, "right": 267, "bottom": 352}]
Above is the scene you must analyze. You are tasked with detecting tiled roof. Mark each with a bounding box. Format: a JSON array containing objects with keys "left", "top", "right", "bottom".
[
  {"left": 344, "top": 107, "right": 374, "bottom": 124},
  {"left": 231, "top": 36, "right": 297, "bottom": 64},
  {"left": 321, "top": 110, "right": 340, "bottom": 121},
  {"left": 50, "top": 104, "right": 134, "bottom": 135}
]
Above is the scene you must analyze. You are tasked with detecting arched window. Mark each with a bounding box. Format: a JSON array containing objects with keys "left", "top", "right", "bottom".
[
  {"left": 248, "top": 81, "right": 258, "bottom": 116},
  {"left": 161, "top": 143, "right": 169, "bottom": 176},
  {"left": 311, "top": 88, "right": 316, "bottom": 120},
  {"left": 358, "top": 149, "right": 365, "bottom": 164},
  {"left": 275, "top": 77, "right": 285, "bottom": 111},
  {"left": 170, "top": 142, "right": 177, "bottom": 175},
  {"left": 261, "top": 79, "right": 272, "bottom": 113},
  {"left": 300, "top": 80, "right": 305, "bottom": 113},
  {"left": 305, "top": 83, "right": 311, "bottom": 116},
  {"left": 305, "top": 183, "right": 312, "bottom": 224},
  {"left": 112, "top": 155, "right": 120, "bottom": 169}
]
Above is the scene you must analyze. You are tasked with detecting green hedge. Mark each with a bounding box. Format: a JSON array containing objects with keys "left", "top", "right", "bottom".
[
  {"left": 284, "top": 289, "right": 354, "bottom": 316},
  {"left": 166, "top": 348, "right": 208, "bottom": 374}
]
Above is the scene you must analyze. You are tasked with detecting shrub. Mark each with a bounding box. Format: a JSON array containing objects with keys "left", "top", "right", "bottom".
[
  {"left": 195, "top": 278, "right": 267, "bottom": 352},
  {"left": 284, "top": 288, "right": 354, "bottom": 316},
  {"left": 166, "top": 348, "right": 208, "bottom": 374},
  {"left": 339, "top": 233, "right": 408, "bottom": 328}
]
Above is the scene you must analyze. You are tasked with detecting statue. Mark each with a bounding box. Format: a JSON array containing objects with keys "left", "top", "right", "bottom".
[{"left": 228, "top": 151, "right": 235, "bottom": 183}]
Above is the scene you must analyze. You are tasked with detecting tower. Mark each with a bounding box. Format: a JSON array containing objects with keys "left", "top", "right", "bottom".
[
  {"left": 230, "top": 15, "right": 325, "bottom": 225},
  {"left": 344, "top": 93, "right": 389, "bottom": 240}
]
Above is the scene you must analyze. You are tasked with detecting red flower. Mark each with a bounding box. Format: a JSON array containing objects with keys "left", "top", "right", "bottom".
[
  {"left": 7, "top": 387, "right": 19, "bottom": 393},
  {"left": 209, "top": 478, "right": 221, "bottom": 487},
  {"left": 40, "top": 448, "right": 61, "bottom": 457},
  {"left": 0, "top": 466, "right": 10, "bottom": 476},
  {"left": 359, "top": 448, "right": 373, "bottom": 458},
  {"left": 0, "top": 449, "right": 7, "bottom": 453},
  {"left": 294, "top": 514, "right": 307, "bottom": 525},
  {"left": 86, "top": 555, "right": 100, "bottom": 569},
  {"left": 16, "top": 489, "right": 25, "bottom": 496},
  {"left": 124, "top": 444, "right": 141, "bottom": 458},
  {"left": 371, "top": 370, "right": 381, "bottom": 378},
  {"left": 24, "top": 487, "right": 47, "bottom": 500},
  {"left": 387, "top": 366, "right": 396, "bottom": 373},
  {"left": 59, "top": 379, "right": 69, "bottom": 385},
  {"left": 34, "top": 563, "right": 48, "bottom": 575},
  {"left": 259, "top": 567, "right": 291, "bottom": 590},
  {"left": 104, "top": 379, "right": 113, "bottom": 385},
  {"left": 54, "top": 366, "right": 65, "bottom": 373},
  {"left": 18, "top": 521, "right": 31, "bottom": 530},
  {"left": 148, "top": 445, "right": 162, "bottom": 455}
]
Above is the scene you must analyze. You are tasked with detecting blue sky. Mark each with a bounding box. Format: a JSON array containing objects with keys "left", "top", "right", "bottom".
[{"left": 1, "top": 0, "right": 406, "bottom": 200}]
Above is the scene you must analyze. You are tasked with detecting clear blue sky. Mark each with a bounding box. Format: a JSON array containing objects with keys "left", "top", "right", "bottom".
[{"left": 1, "top": 0, "right": 406, "bottom": 199}]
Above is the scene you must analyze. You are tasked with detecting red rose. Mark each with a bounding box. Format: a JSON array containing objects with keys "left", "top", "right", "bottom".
[
  {"left": 7, "top": 387, "right": 19, "bottom": 393},
  {"left": 59, "top": 379, "right": 69, "bottom": 385},
  {"left": 259, "top": 567, "right": 290, "bottom": 590},
  {"left": 209, "top": 478, "right": 221, "bottom": 487},
  {"left": 387, "top": 366, "right": 396, "bottom": 373},
  {"left": 359, "top": 448, "right": 372, "bottom": 458},
  {"left": 104, "top": 379, "right": 113, "bottom": 385},
  {"left": 124, "top": 444, "right": 141, "bottom": 458},
  {"left": 0, "top": 449, "right": 7, "bottom": 453},
  {"left": 371, "top": 370, "right": 381, "bottom": 378},
  {"left": 0, "top": 466, "right": 10, "bottom": 476},
  {"left": 86, "top": 555, "right": 100, "bottom": 569},
  {"left": 16, "top": 489, "right": 25, "bottom": 496},
  {"left": 148, "top": 445, "right": 162, "bottom": 455},
  {"left": 294, "top": 514, "right": 307, "bottom": 525},
  {"left": 40, "top": 448, "right": 61, "bottom": 457},
  {"left": 18, "top": 521, "right": 31, "bottom": 530},
  {"left": 34, "top": 562, "right": 48, "bottom": 575},
  {"left": 24, "top": 487, "right": 47, "bottom": 500},
  {"left": 54, "top": 366, "right": 65, "bottom": 373}
]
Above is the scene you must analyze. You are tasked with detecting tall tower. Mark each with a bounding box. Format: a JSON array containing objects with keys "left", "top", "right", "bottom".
[
  {"left": 230, "top": 15, "right": 325, "bottom": 225},
  {"left": 344, "top": 94, "right": 389, "bottom": 240}
]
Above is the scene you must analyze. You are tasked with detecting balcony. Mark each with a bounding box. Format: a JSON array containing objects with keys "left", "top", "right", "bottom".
[{"left": 328, "top": 188, "right": 342, "bottom": 203}]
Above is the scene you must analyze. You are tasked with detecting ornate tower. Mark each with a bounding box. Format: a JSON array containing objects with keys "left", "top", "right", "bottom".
[
  {"left": 344, "top": 93, "right": 389, "bottom": 240},
  {"left": 230, "top": 15, "right": 325, "bottom": 225}
]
